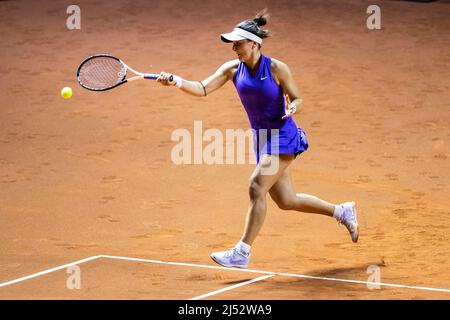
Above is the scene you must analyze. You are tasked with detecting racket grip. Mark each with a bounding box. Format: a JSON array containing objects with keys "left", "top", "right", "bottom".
[
  {"left": 144, "top": 74, "right": 174, "bottom": 82},
  {"left": 143, "top": 74, "right": 159, "bottom": 80}
]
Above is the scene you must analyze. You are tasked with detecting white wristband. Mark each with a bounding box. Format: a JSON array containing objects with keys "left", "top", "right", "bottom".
[{"left": 172, "top": 75, "right": 182, "bottom": 88}]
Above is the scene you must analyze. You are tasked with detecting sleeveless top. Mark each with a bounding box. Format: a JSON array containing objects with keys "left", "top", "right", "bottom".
[{"left": 232, "top": 54, "right": 309, "bottom": 163}]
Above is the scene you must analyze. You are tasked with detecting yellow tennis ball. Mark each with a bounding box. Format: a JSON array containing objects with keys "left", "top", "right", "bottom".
[{"left": 61, "top": 87, "right": 73, "bottom": 99}]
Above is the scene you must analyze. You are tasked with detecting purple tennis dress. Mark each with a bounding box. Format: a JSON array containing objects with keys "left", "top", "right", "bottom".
[{"left": 233, "top": 54, "right": 309, "bottom": 163}]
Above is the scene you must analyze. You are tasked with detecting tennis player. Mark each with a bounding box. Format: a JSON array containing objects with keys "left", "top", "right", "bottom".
[{"left": 157, "top": 10, "right": 359, "bottom": 269}]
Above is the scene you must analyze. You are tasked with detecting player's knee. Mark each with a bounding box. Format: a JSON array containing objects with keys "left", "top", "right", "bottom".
[
  {"left": 276, "top": 197, "right": 294, "bottom": 210},
  {"left": 248, "top": 179, "right": 265, "bottom": 201}
]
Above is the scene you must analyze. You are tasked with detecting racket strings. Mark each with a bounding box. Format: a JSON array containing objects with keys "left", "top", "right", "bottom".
[{"left": 78, "top": 57, "right": 126, "bottom": 90}]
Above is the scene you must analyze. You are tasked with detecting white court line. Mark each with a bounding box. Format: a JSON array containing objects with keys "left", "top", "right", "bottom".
[
  {"left": 190, "top": 275, "right": 274, "bottom": 300},
  {"left": 1, "top": 254, "right": 450, "bottom": 295},
  {"left": 101, "top": 255, "right": 276, "bottom": 275},
  {"left": 275, "top": 272, "right": 450, "bottom": 294},
  {"left": 0, "top": 255, "right": 102, "bottom": 288},
  {"left": 100, "top": 255, "right": 450, "bottom": 294}
]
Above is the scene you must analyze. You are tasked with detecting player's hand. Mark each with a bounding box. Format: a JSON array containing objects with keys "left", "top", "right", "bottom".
[
  {"left": 281, "top": 94, "right": 297, "bottom": 120},
  {"left": 157, "top": 72, "right": 175, "bottom": 86}
]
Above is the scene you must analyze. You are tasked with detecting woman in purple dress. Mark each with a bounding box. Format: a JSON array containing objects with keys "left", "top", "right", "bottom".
[{"left": 157, "top": 10, "right": 359, "bottom": 269}]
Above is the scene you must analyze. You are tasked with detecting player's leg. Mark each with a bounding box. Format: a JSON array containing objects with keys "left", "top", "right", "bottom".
[
  {"left": 269, "top": 168, "right": 360, "bottom": 242},
  {"left": 241, "top": 153, "right": 295, "bottom": 245},
  {"left": 211, "top": 153, "right": 294, "bottom": 268},
  {"left": 269, "top": 167, "right": 335, "bottom": 216}
]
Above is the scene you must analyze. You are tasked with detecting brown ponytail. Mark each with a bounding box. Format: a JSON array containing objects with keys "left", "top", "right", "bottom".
[{"left": 236, "top": 8, "right": 271, "bottom": 40}]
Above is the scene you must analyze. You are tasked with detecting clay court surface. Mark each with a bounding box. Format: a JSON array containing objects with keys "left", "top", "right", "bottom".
[{"left": 1, "top": 0, "right": 449, "bottom": 299}]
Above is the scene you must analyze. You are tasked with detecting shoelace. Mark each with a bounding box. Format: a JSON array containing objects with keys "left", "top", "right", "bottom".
[
  {"left": 223, "top": 248, "right": 238, "bottom": 258},
  {"left": 225, "top": 248, "right": 248, "bottom": 258}
]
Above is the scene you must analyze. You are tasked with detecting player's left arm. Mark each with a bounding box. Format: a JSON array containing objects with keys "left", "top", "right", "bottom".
[{"left": 272, "top": 59, "right": 304, "bottom": 117}]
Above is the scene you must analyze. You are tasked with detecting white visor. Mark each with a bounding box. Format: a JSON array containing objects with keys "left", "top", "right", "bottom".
[{"left": 220, "top": 27, "right": 263, "bottom": 44}]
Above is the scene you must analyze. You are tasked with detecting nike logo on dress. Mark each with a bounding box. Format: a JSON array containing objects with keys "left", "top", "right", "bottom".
[{"left": 260, "top": 76, "right": 268, "bottom": 80}]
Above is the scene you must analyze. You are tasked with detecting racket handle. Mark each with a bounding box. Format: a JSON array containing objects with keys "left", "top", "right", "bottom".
[
  {"left": 143, "top": 74, "right": 174, "bottom": 82},
  {"left": 143, "top": 74, "right": 159, "bottom": 80}
]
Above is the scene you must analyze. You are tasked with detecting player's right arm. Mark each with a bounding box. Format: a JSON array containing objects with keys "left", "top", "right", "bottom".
[{"left": 157, "top": 60, "right": 239, "bottom": 97}]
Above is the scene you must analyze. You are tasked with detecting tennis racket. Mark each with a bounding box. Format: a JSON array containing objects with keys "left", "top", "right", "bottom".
[{"left": 76, "top": 54, "right": 173, "bottom": 91}]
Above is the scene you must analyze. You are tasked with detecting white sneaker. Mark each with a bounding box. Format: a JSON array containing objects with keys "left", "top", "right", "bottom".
[
  {"left": 338, "top": 201, "right": 359, "bottom": 243},
  {"left": 211, "top": 248, "right": 250, "bottom": 269}
]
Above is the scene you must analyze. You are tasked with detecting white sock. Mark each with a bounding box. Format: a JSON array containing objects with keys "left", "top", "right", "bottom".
[
  {"left": 235, "top": 240, "right": 251, "bottom": 255},
  {"left": 333, "top": 204, "right": 344, "bottom": 220}
]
